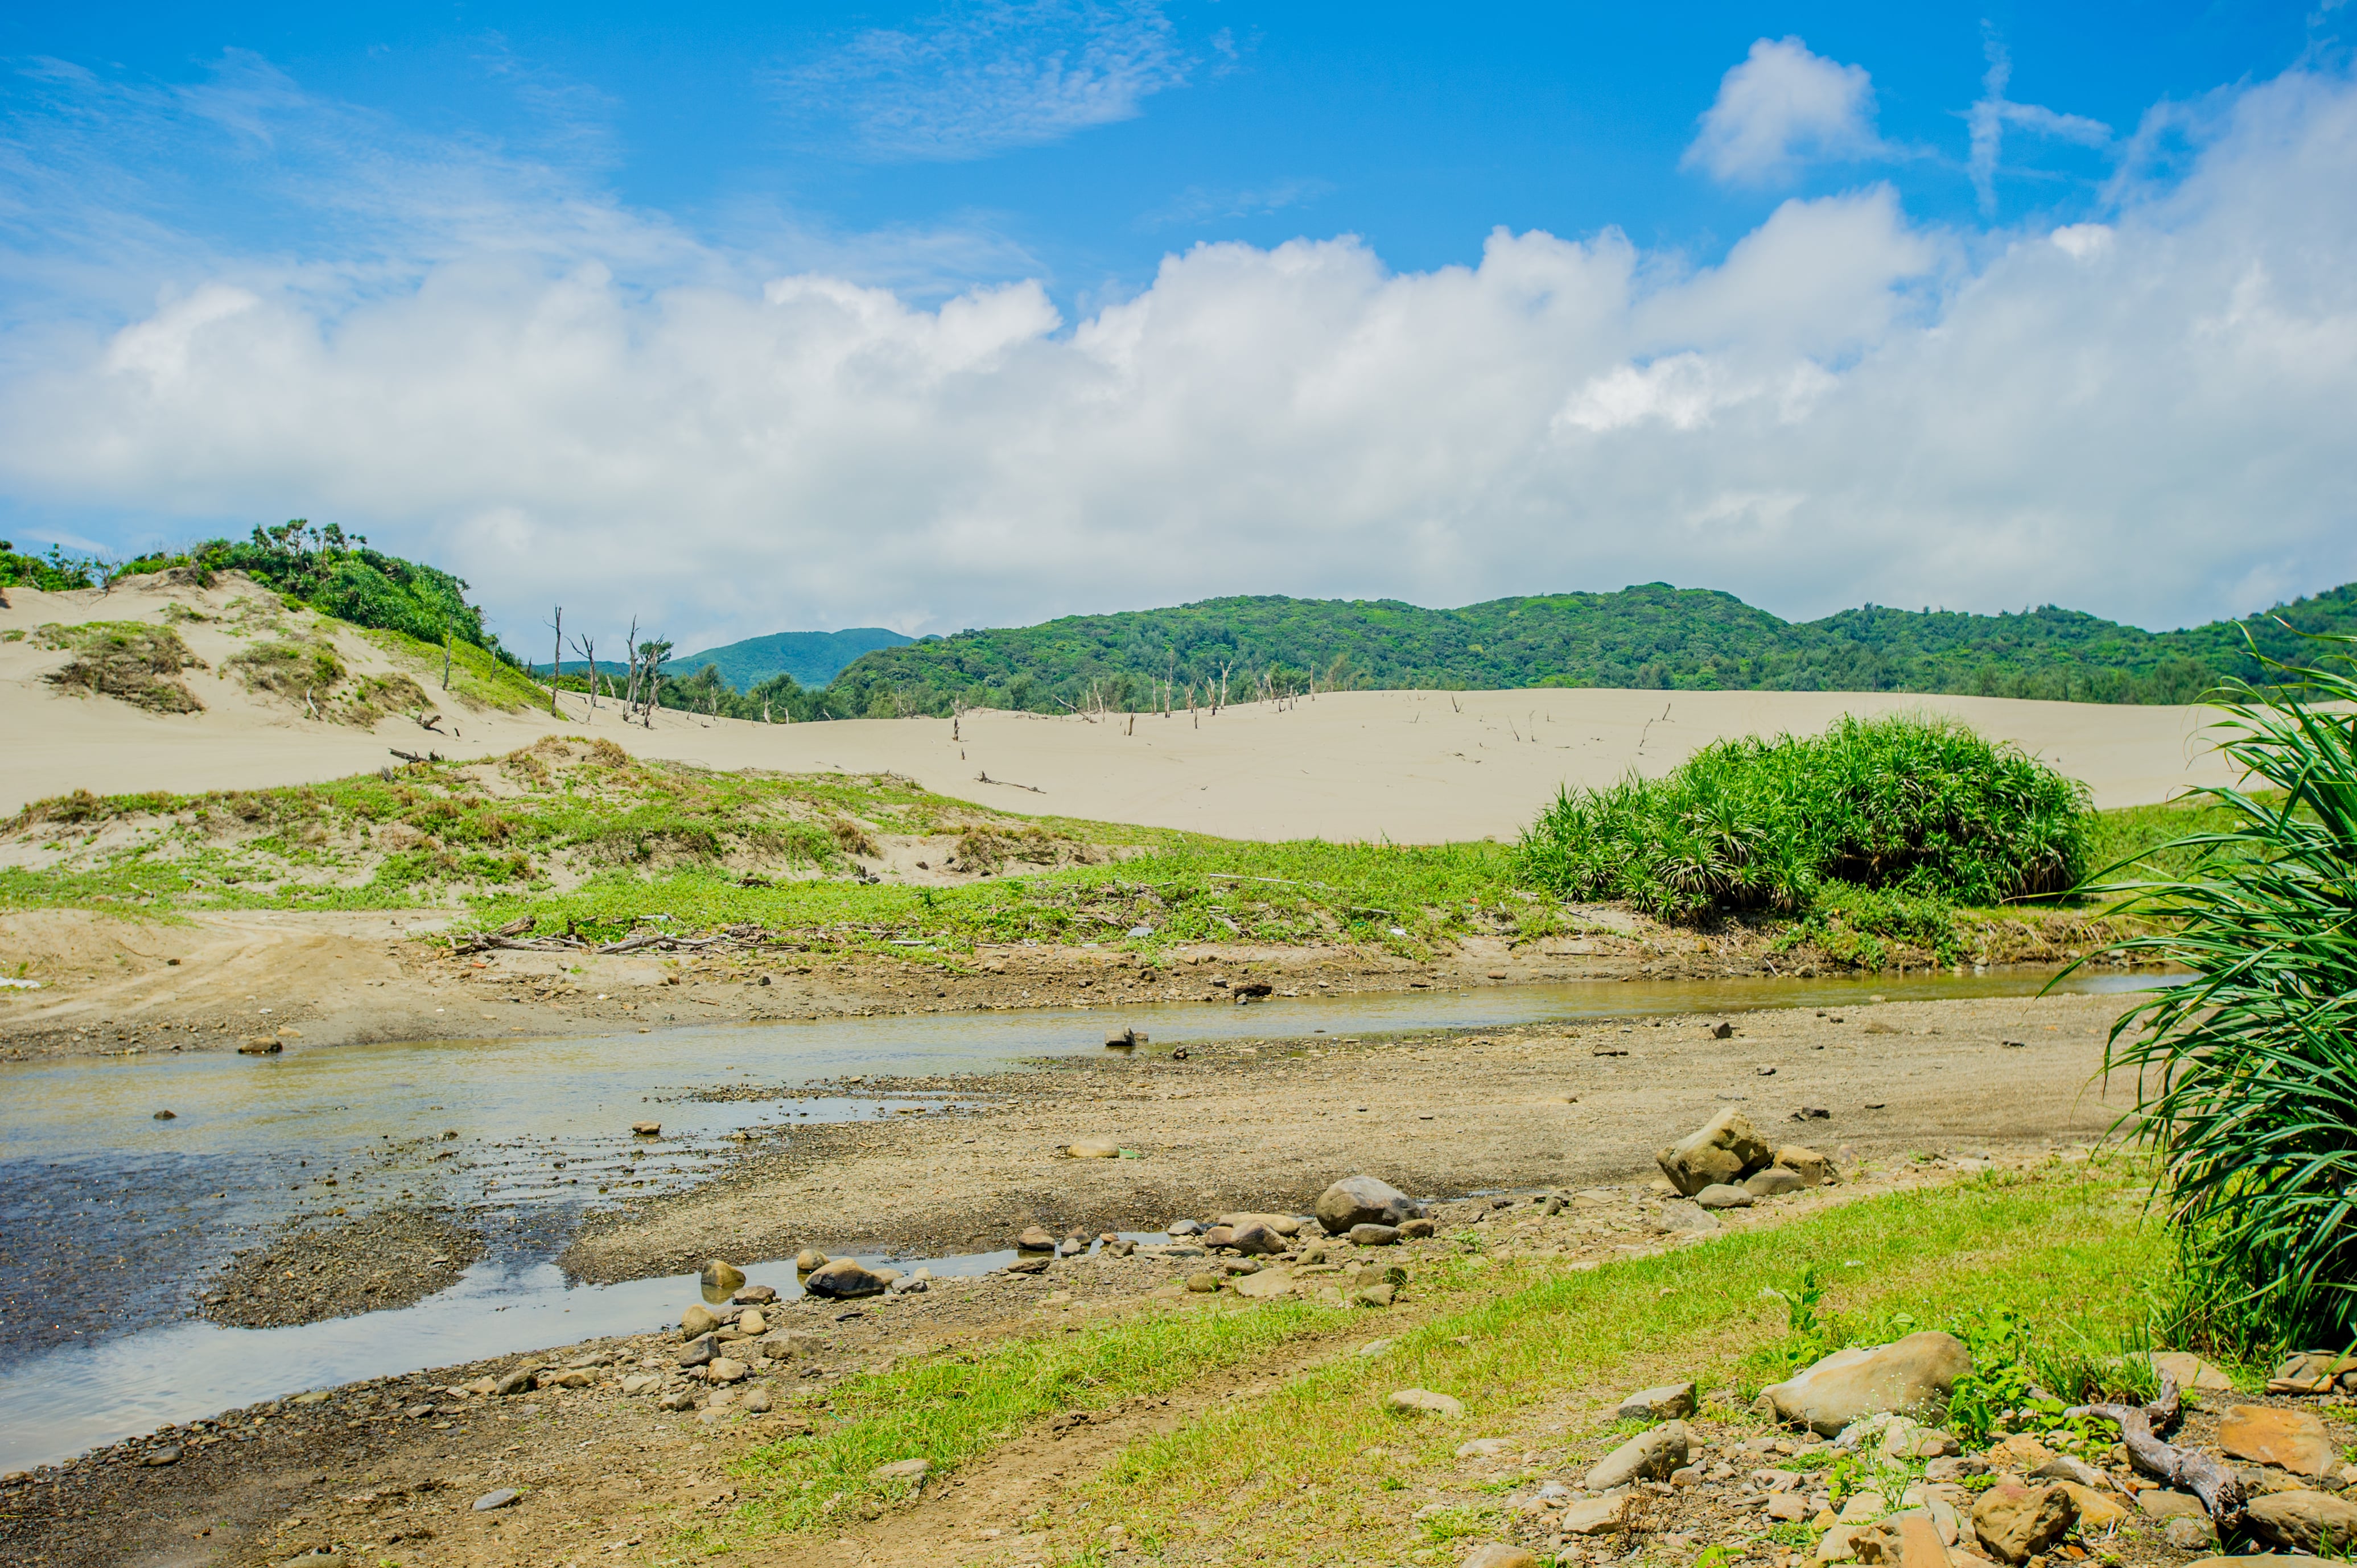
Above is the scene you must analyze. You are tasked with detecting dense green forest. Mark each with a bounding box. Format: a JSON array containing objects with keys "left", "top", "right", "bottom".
[
  {"left": 807, "top": 581, "right": 2357, "bottom": 719},
  {"left": 15, "top": 525, "right": 2353, "bottom": 722}
]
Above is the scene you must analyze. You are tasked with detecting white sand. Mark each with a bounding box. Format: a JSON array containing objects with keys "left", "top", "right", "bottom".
[{"left": 3, "top": 574, "right": 2237, "bottom": 840}]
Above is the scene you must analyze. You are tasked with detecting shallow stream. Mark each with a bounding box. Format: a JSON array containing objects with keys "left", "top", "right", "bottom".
[{"left": 0, "top": 968, "right": 2157, "bottom": 1470}]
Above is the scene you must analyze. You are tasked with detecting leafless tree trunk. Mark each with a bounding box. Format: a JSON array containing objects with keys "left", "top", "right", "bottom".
[
  {"left": 546, "top": 606, "right": 563, "bottom": 717},
  {"left": 441, "top": 626, "right": 454, "bottom": 691},
  {"left": 570, "top": 632, "right": 599, "bottom": 710}
]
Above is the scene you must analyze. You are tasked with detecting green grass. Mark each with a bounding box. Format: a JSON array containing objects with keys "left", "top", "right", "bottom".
[{"left": 679, "top": 1161, "right": 2174, "bottom": 1563}]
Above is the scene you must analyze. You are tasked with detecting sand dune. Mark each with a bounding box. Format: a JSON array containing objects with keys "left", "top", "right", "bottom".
[{"left": 3, "top": 573, "right": 2236, "bottom": 839}]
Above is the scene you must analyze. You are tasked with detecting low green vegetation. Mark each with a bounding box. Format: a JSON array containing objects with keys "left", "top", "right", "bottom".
[
  {"left": 31, "top": 621, "right": 206, "bottom": 713},
  {"left": 0, "top": 714, "right": 2218, "bottom": 972},
  {"left": 694, "top": 1162, "right": 2170, "bottom": 1560},
  {"left": 2091, "top": 636, "right": 2357, "bottom": 1354},
  {"left": 1514, "top": 715, "right": 2090, "bottom": 966}
]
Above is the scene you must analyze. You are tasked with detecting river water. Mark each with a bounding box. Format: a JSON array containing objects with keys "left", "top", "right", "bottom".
[{"left": 0, "top": 968, "right": 2158, "bottom": 1470}]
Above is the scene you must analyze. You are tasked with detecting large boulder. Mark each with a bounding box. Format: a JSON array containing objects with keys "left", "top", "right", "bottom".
[
  {"left": 803, "top": 1258, "right": 888, "bottom": 1298},
  {"left": 1657, "top": 1109, "right": 1771, "bottom": 1195},
  {"left": 1316, "top": 1175, "right": 1420, "bottom": 1235},
  {"left": 1762, "top": 1332, "right": 1972, "bottom": 1436},
  {"left": 2247, "top": 1491, "right": 2357, "bottom": 1553},
  {"left": 1971, "top": 1484, "right": 2078, "bottom": 1565},
  {"left": 1584, "top": 1422, "right": 1693, "bottom": 1491}
]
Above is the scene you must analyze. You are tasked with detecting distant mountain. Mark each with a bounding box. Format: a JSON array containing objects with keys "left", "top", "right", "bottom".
[
  {"left": 660, "top": 628, "right": 912, "bottom": 691},
  {"left": 812, "top": 580, "right": 2357, "bottom": 719}
]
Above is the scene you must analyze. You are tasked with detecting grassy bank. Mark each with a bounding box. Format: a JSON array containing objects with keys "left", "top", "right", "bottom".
[
  {"left": 690, "top": 1160, "right": 2178, "bottom": 1562},
  {"left": 1, "top": 731, "right": 2211, "bottom": 969}
]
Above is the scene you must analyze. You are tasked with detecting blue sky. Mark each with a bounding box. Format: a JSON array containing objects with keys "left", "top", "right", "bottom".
[{"left": 2, "top": 2, "right": 2352, "bottom": 647}]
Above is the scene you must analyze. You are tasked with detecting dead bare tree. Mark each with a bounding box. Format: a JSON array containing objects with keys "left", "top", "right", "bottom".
[
  {"left": 545, "top": 605, "right": 563, "bottom": 717},
  {"left": 621, "top": 617, "right": 641, "bottom": 714},
  {"left": 570, "top": 630, "right": 600, "bottom": 711}
]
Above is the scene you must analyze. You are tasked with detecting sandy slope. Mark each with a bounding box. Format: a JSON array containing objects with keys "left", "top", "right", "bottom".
[{"left": 5, "top": 573, "right": 2235, "bottom": 838}]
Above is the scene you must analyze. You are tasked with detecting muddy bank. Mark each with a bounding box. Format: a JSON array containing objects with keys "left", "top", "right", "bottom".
[
  {"left": 0, "top": 901, "right": 2150, "bottom": 1063},
  {"left": 561, "top": 989, "right": 2138, "bottom": 1285},
  {"left": 201, "top": 1208, "right": 485, "bottom": 1330}
]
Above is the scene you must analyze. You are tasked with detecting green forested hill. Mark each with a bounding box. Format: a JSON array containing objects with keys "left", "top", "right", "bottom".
[
  {"left": 813, "top": 580, "right": 2357, "bottom": 719},
  {"left": 660, "top": 628, "right": 911, "bottom": 691}
]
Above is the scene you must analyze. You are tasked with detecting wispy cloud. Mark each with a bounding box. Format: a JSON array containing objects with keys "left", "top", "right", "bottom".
[
  {"left": 1967, "top": 38, "right": 2113, "bottom": 214},
  {"left": 1136, "top": 177, "right": 1333, "bottom": 231},
  {"left": 778, "top": 1, "right": 1189, "bottom": 162},
  {"left": 1682, "top": 37, "right": 1891, "bottom": 185}
]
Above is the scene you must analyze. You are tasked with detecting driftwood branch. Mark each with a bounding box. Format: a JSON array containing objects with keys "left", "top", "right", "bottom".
[
  {"left": 388, "top": 748, "right": 443, "bottom": 765},
  {"left": 2069, "top": 1375, "right": 2244, "bottom": 1528}
]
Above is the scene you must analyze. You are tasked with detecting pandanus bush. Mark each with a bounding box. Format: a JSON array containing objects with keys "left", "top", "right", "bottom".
[{"left": 2088, "top": 638, "right": 2357, "bottom": 1354}]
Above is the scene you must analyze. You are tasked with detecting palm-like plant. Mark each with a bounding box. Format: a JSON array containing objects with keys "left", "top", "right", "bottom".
[{"left": 2089, "top": 638, "right": 2357, "bottom": 1351}]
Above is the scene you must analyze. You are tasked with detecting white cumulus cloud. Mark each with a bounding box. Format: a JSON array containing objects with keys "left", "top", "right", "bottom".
[
  {"left": 1682, "top": 37, "right": 1888, "bottom": 185},
  {"left": 1, "top": 62, "right": 2355, "bottom": 653}
]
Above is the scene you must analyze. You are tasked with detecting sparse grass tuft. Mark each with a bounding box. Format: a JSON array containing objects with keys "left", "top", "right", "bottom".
[{"left": 32, "top": 620, "right": 206, "bottom": 713}]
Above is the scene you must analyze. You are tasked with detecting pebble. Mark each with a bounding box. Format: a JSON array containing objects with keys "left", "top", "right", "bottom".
[
  {"left": 872, "top": 1458, "right": 932, "bottom": 1482},
  {"left": 141, "top": 1445, "right": 182, "bottom": 1467},
  {"left": 1695, "top": 1184, "right": 1754, "bottom": 1210},
  {"left": 1348, "top": 1223, "right": 1402, "bottom": 1246},
  {"left": 153, "top": 1109, "right": 176, "bottom": 1120},
  {"left": 1384, "top": 1388, "right": 1464, "bottom": 1418},
  {"left": 700, "top": 1259, "right": 746, "bottom": 1295},
  {"left": 743, "top": 1388, "right": 774, "bottom": 1413},
  {"left": 794, "top": 1248, "right": 829, "bottom": 1272},
  {"left": 472, "top": 1487, "right": 521, "bottom": 1512}
]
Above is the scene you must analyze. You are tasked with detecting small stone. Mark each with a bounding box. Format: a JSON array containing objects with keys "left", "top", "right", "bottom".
[
  {"left": 804, "top": 1258, "right": 888, "bottom": 1298},
  {"left": 1353, "top": 1282, "right": 1397, "bottom": 1307},
  {"left": 1746, "top": 1166, "right": 1806, "bottom": 1196},
  {"left": 2164, "top": 1516, "right": 2218, "bottom": 1550},
  {"left": 1777, "top": 1145, "right": 1837, "bottom": 1184},
  {"left": 631, "top": 1120, "right": 660, "bottom": 1136},
  {"left": 741, "top": 1388, "right": 773, "bottom": 1413},
  {"left": 1457, "top": 1437, "right": 1517, "bottom": 1458},
  {"left": 535, "top": 1369, "right": 593, "bottom": 1389},
  {"left": 658, "top": 1387, "right": 697, "bottom": 1410},
  {"left": 2030, "top": 1455, "right": 2102, "bottom": 1488},
  {"left": 2220, "top": 1406, "right": 2342, "bottom": 1478},
  {"left": 1766, "top": 1493, "right": 1811, "bottom": 1521},
  {"left": 736, "top": 1308, "right": 768, "bottom": 1335},
  {"left": 1557, "top": 1492, "right": 1635, "bottom": 1535},
  {"left": 1358, "top": 1339, "right": 1392, "bottom": 1357},
  {"left": 1648, "top": 1200, "right": 1720, "bottom": 1233},
  {"left": 2055, "top": 1482, "right": 2128, "bottom": 1530},
  {"left": 153, "top": 1109, "right": 177, "bottom": 1120},
  {"left": 887, "top": 1274, "right": 928, "bottom": 1294},
  {"left": 1970, "top": 1483, "right": 2078, "bottom": 1565},
  {"left": 1462, "top": 1546, "right": 1539, "bottom": 1568},
  {"left": 141, "top": 1445, "right": 182, "bottom": 1466},
  {"left": 237, "top": 1038, "right": 283, "bottom": 1054},
  {"left": 732, "top": 1284, "right": 777, "bottom": 1305},
  {"left": 1398, "top": 1217, "right": 1436, "bottom": 1239},
  {"left": 793, "top": 1248, "right": 829, "bottom": 1272},
  {"left": 677, "top": 1335, "right": 719, "bottom": 1368},
  {"left": 1349, "top": 1223, "right": 1402, "bottom": 1246},
  {"left": 2136, "top": 1491, "right": 2209, "bottom": 1521},
  {"left": 1657, "top": 1107, "right": 1771, "bottom": 1194},
  {"left": 872, "top": 1457, "right": 932, "bottom": 1482},
  {"left": 1384, "top": 1388, "right": 1464, "bottom": 1418},
  {"left": 1696, "top": 1183, "right": 1754, "bottom": 1210},
  {"left": 473, "top": 1487, "right": 521, "bottom": 1512},
  {"left": 1585, "top": 1422, "right": 1693, "bottom": 1491},
  {"left": 1619, "top": 1383, "right": 1699, "bottom": 1421},
  {"left": 707, "top": 1357, "right": 748, "bottom": 1384},
  {"left": 700, "top": 1258, "right": 746, "bottom": 1295},
  {"left": 1316, "top": 1174, "right": 1420, "bottom": 1234},
  {"left": 1233, "top": 1266, "right": 1296, "bottom": 1299},
  {"left": 1230, "top": 1223, "right": 1288, "bottom": 1255},
  {"left": 681, "top": 1303, "right": 722, "bottom": 1336},
  {"left": 1104, "top": 1027, "right": 1136, "bottom": 1048},
  {"left": 620, "top": 1374, "right": 659, "bottom": 1395},
  {"left": 1065, "top": 1137, "right": 1120, "bottom": 1158},
  {"left": 1016, "top": 1225, "right": 1057, "bottom": 1252},
  {"left": 493, "top": 1367, "right": 537, "bottom": 1396},
  {"left": 1185, "top": 1272, "right": 1221, "bottom": 1293},
  {"left": 1711, "top": 1021, "right": 1734, "bottom": 1039}
]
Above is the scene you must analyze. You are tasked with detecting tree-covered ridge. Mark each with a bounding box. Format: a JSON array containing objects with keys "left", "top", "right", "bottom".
[
  {"left": 2, "top": 522, "right": 514, "bottom": 663},
  {"left": 813, "top": 580, "right": 2357, "bottom": 718}
]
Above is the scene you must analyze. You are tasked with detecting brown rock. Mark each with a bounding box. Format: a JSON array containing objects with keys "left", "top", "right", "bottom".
[
  {"left": 1015, "top": 1225, "right": 1056, "bottom": 1252},
  {"left": 2220, "top": 1406, "right": 2342, "bottom": 1478},
  {"left": 2056, "top": 1483, "right": 2128, "bottom": 1530},
  {"left": 2135, "top": 1490, "right": 2209, "bottom": 1521},
  {"left": 1230, "top": 1223, "right": 1287, "bottom": 1255},
  {"left": 1777, "top": 1145, "right": 1837, "bottom": 1185},
  {"left": 1657, "top": 1108, "right": 1771, "bottom": 1195},
  {"left": 1461, "top": 1546, "right": 1540, "bottom": 1568},
  {"left": 1853, "top": 1511, "right": 1950, "bottom": 1568},
  {"left": 1584, "top": 1421, "right": 1693, "bottom": 1491},
  {"left": 1315, "top": 1174, "right": 1420, "bottom": 1234},
  {"left": 681, "top": 1304, "right": 721, "bottom": 1337},
  {"left": 2245, "top": 1489, "right": 2357, "bottom": 1553},
  {"left": 2149, "top": 1351, "right": 2236, "bottom": 1392},
  {"left": 1969, "top": 1483, "right": 2078, "bottom": 1565},
  {"left": 1763, "top": 1332, "right": 1973, "bottom": 1435},
  {"left": 1557, "top": 1492, "right": 1635, "bottom": 1535},
  {"left": 803, "top": 1258, "right": 888, "bottom": 1298},
  {"left": 699, "top": 1258, "right": 745, "bottom": 1295}
]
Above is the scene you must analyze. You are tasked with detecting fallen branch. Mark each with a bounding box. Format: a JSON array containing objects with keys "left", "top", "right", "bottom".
[
  {"left": 2069, "top": 1376, "right": 2244, "bottom": 1528},
  {"left": 976, "top": 770, "right": 1045, "bottom": 794},
  {"left": 388, "top": 748, "right": 443, "bottom": 765}
]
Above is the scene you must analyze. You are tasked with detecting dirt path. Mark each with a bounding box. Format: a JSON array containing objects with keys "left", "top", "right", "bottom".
[{"left": 2, "top": 989, "right": 2148, "bottom": 1568}]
